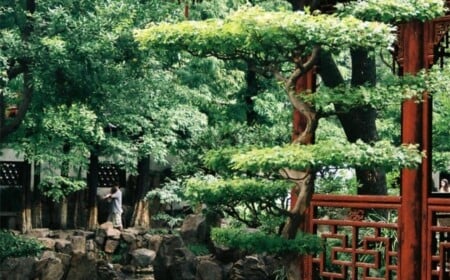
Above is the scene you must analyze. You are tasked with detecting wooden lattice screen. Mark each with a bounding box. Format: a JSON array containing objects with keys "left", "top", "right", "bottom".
[{"left": 0, "top": 161, "right": 28, "bottom": 187}]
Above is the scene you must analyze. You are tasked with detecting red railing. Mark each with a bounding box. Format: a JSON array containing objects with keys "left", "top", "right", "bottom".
[
  {"left": 304, "top": 195, "right": 401, "bottom": 280},
  {"left": 427, "top": 197, "right": 450, "bottom": 280}
]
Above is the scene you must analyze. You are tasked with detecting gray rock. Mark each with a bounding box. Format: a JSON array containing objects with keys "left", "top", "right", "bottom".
[
  {"left": 196, "top": 258, "right": 223, "bottom": 280},
  {"left": 130, "top": 248, "right": 156, "bottom": 267},
  {"left": 70, "top": 235, "right": 86, "bottom": 254},
  {"left": 65, "top": 253, "right": 97, "bottom": 280},
  {"left": 33, "top": 255, "right": 65, "bottom": 280},
  {"left": 0, "top": 257, "right": 37, "bottom": 280}
]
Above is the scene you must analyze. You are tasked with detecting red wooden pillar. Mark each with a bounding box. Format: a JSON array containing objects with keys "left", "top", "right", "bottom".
[
  {"left": 399, "top": 21, "right": 430, "bottom": 280},
  {"left": 290, "top": 69, "right": 316, "bottom": 279}
]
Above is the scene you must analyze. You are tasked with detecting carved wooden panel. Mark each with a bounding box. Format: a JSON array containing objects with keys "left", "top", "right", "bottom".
[
  {"left": 308, "top": 195, "right": 401, "bottom": 279},
  {"left": 0, "top": 162, "right": 26, "bottom": 187},
  {"left": 98, "top": 164, "right": 125, "bottom": 188},
  {"left": 427, "top": 201, "right": 450, "bottom": 280}
]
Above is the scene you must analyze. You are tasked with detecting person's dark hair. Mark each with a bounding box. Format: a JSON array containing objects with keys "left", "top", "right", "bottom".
[{"left": 111, "top": 186, "right": 118, "bottom": 194}]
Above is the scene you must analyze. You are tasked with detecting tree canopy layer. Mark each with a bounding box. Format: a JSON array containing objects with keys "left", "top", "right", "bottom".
[
  {"left": 135, "top": 7, "right": 396, "bottom": 62},
  {"left": 336, "top": 0, "right": 446, "bottom": 23}
]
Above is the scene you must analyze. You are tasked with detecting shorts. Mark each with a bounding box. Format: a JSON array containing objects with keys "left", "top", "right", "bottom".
[{"left": 107, "top": 212, "right": 123, "bottom": 229}]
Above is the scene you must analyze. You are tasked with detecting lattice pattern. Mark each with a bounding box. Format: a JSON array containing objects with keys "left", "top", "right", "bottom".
[
  {"left": 0, "top": 162, "right": 24, "bottom": 187},
  {"left": 428, "top": 205, "right": 450, "bottom": 279},
  {"left": 98, "top": 164, "right": 124, "bottom": 188},
  {"left": 313, "top": 223, "right": 398, "bottom": 280},
  {"left": 308, "top": 196, "right": 400, "bottom": 280}
]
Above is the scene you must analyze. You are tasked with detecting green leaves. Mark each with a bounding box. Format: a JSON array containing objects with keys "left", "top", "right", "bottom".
[
  {"left": 336, "top": 0, "right": 446, "bottom": 23},
  {"left": 186, "top": 178, "right": 292, "bottom": 206},
  {"left": 38, "top": 175, "right": 86, "bottom": 202},
  {"left": 307, "top": 73, "right": 427, "bottom": 113},
  {"left": 211, "top": 228, "right": 322, "bottom": 255},
  {"left": 135, "top": 6, "right": 395, "bottom": 62},
  {"left": 0, "top": 230, "right": 44, "bottom": 262},
  {"left": 231, "top": 140, "right": 423, "bottom": 173}
]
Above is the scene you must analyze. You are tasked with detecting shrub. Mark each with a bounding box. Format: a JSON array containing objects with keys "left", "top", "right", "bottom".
[{"left": 0, "top": 230, "right": 44, "bottom": 262}]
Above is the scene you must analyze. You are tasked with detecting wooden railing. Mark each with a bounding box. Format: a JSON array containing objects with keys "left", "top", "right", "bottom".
[{"left": 304, "top": 195, "right": 401, "bottom": 280}]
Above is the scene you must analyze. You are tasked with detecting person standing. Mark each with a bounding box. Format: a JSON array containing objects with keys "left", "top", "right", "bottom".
[{"left": 104, "top": 184, "right": 123, "bottom": 230}]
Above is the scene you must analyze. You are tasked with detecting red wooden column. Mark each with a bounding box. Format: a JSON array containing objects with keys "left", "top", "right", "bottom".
[
  {"left": 398, "top": 21, "right": 429, "bottom": 280},
  {"left": 291, "top": 69, "right": 316, "bottom": 280}
]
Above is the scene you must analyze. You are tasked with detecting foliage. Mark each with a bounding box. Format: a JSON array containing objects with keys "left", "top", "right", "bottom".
[
  {"left": 211, "top": 228, "right": 322, "bottom": 255},
  {"left": 431, "top": 64, "right": 450, "bottom": 172},
  {"left": 0, "top": 230, "right": 44, "bottom": 262},
  {"left": 187, "top": 243, "right": 210, "bottom": 256},
  {"left": 315, "top": 168, "right": 360, "bottom": 194},
  {"left": 152, "top": 213, "right": 184, "bottom": 230},
  {"left": 308, "top": 73, "right": 427, "bottom": 114},
  {"left": 111, "top": 240, "right": 128, "bottom": 264},
  {"left": 135, "top": 6, "right": 395, "bottom": 63},
  {"left": 186, "top": 178, "right": 291, "bottom": 227},
  {"left": 38, "top": 175, "right": 86, "bottom": 202},
  {"left": 205, "top": 140, "right": 423, "bottom": 174},
  {"left": 146, "top": 179, "right": 184, "bottom": 206},
  {"left": 336, "top": 0, "right": 446, "bottom": 23}
]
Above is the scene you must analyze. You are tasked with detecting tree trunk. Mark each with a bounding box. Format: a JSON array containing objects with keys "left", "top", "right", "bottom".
[
  {"left": 318, "top": 50, "right": 387, "bottom": 195},
  {"left": 58, "top": 198, "right": 68, "bottom": 230},
  {"left": 21, "top": 162, "right": 32, "bottom": 233},
  {"left": 32, "top": 162, "right": 42, "bottom": 228},
  {"left": 244, "top": 61, "right": 258, "bottom": 124},
  {"left": 58, "top": 144, "right": 70, "bottom": 229},
  {"left": 131, "top": 156, "right": 151, "bottom": 227},
  {"left": 87, "top": 151, "right": 100, "bottom": 229}
]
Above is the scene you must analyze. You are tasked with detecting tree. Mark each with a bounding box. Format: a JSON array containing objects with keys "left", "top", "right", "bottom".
[
  {"left": 2, "top": 0, "right": 209, "bottom": 229},
  {"left": 135, "top": 1, "right": 443, "bottom": 278}
]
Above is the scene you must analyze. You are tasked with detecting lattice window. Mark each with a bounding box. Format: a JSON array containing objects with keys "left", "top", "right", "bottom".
[
  {"left": 309, "top": 196, "right": 400, "bottom": 280},
  {"left": 428, "top": 204, "right": 450, "bottom": 279},
  {"left": 0, "top": 162, "right": 25, "bottom": 187},
  {"left": 98, "top": 164, "right": 125, "bottom": 188}
]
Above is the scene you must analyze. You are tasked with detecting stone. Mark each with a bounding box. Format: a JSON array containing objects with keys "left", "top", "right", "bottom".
[
  {"left": 54, "top": 238, "right": 72, "bottom": 254},
  {"left": 104, "top": 239, "right": 120, "bottom": 253},
  {"left": 86, "top": 239, "right": 96, "bottom": 251},
  {"left": 196, "top": 258, "right": 223, "bottom": 280},
  {"left": 97, "top": 260, "right": 122, "bottom": 280},
  {"left": 37, "top": 237, "right": 56, "bottom": 250},
  {"left": 180, "top": 214, "right": 207, "bottom": 244},
  {"left": 121, "top": 231, "right": 136, "bottom": 243},
  {"left": 0, "top": 257, "right": 37, "bottom": 280},
  {"left": 70, "top": 235, "right": 86, "bottom": 254},
  {"left": 130, "top": 248, "right": 156, "bottom": 267},
  {"left": 122, "top": 227, "right": 141, "bottom": 236},
  {"left": 100, "top": 222, "right": 114, "bottom": 230},
  {"left": 153, "top": 235, "right": 185, "bottom": 280},
  {"left": 26, "top": 228, "right": 50, "bottom": 238},
  {"left": 168, "top": 247, "right": 197, "bottom": 280},
  {"left": 95, "top": 230, "right": 106, "bottom": 246},
  {"left": 74, "top": 230, "right": 95, "bottom": 239},
  {"left": 33, "top": 255, "right": 65, "bottom": 280},
  {"left": 230, "top": 255, "right": 270, "bottom": 280},
  {"left": 106, "top": 228, "right": 121, "bottom": 240},
  {"left": 65, "top": 253, "right": 97, "bottom": 280},
  {"left": 145, "top": 234, "right": 163, "bottom": 252}
]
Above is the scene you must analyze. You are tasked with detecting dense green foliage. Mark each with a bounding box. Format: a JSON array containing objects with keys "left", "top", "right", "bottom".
[
  {"left": 336, "top": 0, "right": 446, "bottom": 23},
  {"left": 432, "top": 64, "right": 450, "bottom": 172},
  {"left": 135, "top": 7, "right": 395, "bottom": 62},
  {"left": 187, "top": 178, "right": 292, "bottom": 227},
  {"left": 211, "top": 228, "right": 322, "bottom": 255},
  {"left": 0, "top": 230, "right": 44, "bottom": 261},
  {"left": 204, "top": 140, "right": 422, "bottom": 174}
]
